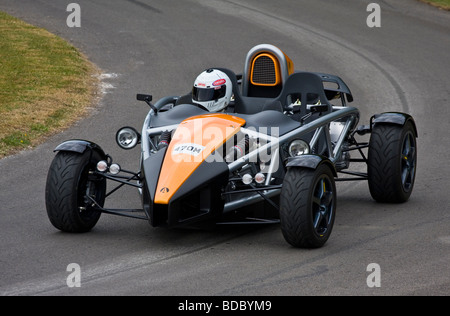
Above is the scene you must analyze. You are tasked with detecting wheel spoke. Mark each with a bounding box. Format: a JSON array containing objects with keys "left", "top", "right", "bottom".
[
  {"left": 313, "top": 196, "right": 321, "bottom": 206},
  {"left": 408, "top": 146, "right": 416, "bottom": 162},
  {"left": 322, "top": 210, "right": 330, "bottom": 230},
  {"left": 401, "top": 167, "right": 409, "bottom": 185},
  {"left": 403, "top": 135, "right": 411, "bottom": 155},
  {"left": 313, "top": 211, "right": 322, "bottom": 230},
  {"left": 323, "top": 192, "right": 333, "bottom": 207},
  {"left": 316, "top": 179, "right": 325, "bottom": 198}
]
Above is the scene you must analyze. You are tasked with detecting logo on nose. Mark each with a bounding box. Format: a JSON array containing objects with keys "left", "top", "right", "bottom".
[{"left": 160, "top": 187, "right": 170, "bottom": 193}]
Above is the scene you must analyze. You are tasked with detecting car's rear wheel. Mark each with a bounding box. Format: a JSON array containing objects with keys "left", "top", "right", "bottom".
[
  {"left": 280, "top": 164, "right": 336, "bottom": 248},
  {"left": 45, "top": 150, "right": 106, "bottom": 232},
  {"left": 368, "top": 122, "right": 417, "bottom": 203}
]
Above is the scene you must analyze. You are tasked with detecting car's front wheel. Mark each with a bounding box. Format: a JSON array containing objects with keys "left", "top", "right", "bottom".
[
  {"left": 45, "top": 150, "right": 106, "bottom": 233},
  {"left": 280, "top": 164, "right": 336, "bottom": 248}
]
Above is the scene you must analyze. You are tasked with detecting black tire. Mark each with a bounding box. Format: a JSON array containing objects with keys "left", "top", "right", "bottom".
[
  {"left": 45, "top": 150, "right": 106, "bottom": 232},
  {"left": 368, "top": 122, "right": 417, "bottom": 203},
  {"left": 280, "top": 164, "right": 336, "bottom": 248}
]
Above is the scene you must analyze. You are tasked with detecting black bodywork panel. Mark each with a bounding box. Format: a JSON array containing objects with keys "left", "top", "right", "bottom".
[
  {"left": 150, "top": 103, "right": 208, "bottom": 128},
  {"left": 286, "top": 154, "right": 337, "bottom": 176},
  {"left": 235, "top": 110, "right": 300, "bottom": 136},
  {"left": 54, "top": 139, "right": 107, "bottom": 158},
  {"left": 372, "top": 112, "right": 418, "bottom": 137},
  {"left": 142, "top": 147, "right": 229, "bottom": 227}
]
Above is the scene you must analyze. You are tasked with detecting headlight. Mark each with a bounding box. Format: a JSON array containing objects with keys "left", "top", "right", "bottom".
[
  {"left": 116, "top": 127, "right": 141, "bottom": 150},
  {"left": 288, "top": 139, "right": 310, "bottom": 157},
  {"left": 109, "top": 163, "right": 121, "bottom": 175},
  {"left": 96, "top": 160, "right": 108, "bottom": 172},
  {"left": 242, "top": 174, "right": 253, "bottom": 185},
  {"left": 254, "top": 173, "right": 266, "bottom": 184}
]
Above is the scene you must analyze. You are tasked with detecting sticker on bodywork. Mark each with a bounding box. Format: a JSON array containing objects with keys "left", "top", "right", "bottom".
[{"left": 172, "top": 143, "right": 205, "bottom": 157}]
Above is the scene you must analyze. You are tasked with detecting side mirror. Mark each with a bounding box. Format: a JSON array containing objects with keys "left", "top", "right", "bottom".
[
  {"left": 137, "top": 94, "right": 158, "bottom": 114},
  {"left": 136, "top": 94, "right": 152, "bottom": 102}
]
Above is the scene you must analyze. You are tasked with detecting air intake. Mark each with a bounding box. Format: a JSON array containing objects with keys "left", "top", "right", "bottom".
[{"left": 250, "top": 53, "right": 281, "bottom": 86}]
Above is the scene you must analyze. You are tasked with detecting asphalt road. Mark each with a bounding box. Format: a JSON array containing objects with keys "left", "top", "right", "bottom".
[{"left": 0, "top": 0, "right": 449, "bottom": 296}]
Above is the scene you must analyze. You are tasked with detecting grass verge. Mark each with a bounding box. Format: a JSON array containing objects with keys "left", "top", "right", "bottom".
[
  {"left": 0, "top": 11, "right": 100, "bottom": 158},
  {"left": 419, "top": 0, "right": 450, "bottom": 10}
]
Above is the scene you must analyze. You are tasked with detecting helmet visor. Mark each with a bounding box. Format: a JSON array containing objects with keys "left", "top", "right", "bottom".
[{"left": 192, "top": 86, "right": 226, "bottom": 102}]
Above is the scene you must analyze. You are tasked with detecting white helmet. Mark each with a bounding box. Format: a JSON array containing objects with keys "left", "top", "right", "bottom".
[{"left": 192, "top": 69, "right": 232, "bottom": 112}]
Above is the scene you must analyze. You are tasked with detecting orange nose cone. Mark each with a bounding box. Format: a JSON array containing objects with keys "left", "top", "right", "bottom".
[{"left": 154, "top": 114, "right": 246, "bottom": 204}]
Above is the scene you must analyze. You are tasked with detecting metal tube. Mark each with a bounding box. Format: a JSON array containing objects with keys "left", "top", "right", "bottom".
[
  {"left": 309, "top": 126, "right": 324, "bottom": 149},
  {"left": 324, "top": 122, "right": 334, "bottom": 160},
  {"left": 264, "top": 147, "right": 279, "bottom": 186},
  {"left": 228, "top": 107, "right": 359, "bottom": 172},
  {"left": 147, "top": 124, "right": 179, "bottom": 137},
  {"left": 332, "top": 117, "right": 356, "bottom": 161},
  {"left": 223, "top": 188, "right": 282, "bottom": 213}
]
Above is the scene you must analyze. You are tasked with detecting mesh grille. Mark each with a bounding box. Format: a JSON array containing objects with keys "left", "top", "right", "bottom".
[{"left": 252, "top": 56, "right": 277, "bottom": 85}]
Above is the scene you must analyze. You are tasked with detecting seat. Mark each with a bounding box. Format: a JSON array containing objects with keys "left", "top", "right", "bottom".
[
  {"left": 211, "top": 67, "right": 247, "bottom": 114},
  {"left": 276, "top": 72, "right": 332, "bottom": 119}
]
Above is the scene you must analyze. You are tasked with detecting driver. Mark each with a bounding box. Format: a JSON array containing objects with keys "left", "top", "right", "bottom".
[{"left": 192, "top": 69, "right": 232, "bottom": 112}]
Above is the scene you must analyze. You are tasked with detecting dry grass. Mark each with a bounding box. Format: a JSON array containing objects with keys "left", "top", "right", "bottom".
[
  {"left": 419, "top": 0, "right": 450, "bottom": 10},
  {"left": 0, "top": 11, "right": 100, "bottom": 158}
]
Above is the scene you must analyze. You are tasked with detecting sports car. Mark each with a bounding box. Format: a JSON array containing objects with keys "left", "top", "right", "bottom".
[{"left": 45, "top": 44, "right": 418, "bottom": 248}]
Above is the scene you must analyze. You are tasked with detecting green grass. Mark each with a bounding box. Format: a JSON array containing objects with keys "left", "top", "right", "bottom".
[
  {"left": 0, "top": 11, "right": 99, "bottom": 158},
  {"left": 420, "top": 0, "right": 450, "bottom": 10}
]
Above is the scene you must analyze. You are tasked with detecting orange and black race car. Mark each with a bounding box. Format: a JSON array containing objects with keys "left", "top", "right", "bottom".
[{"left": 45, "top": 44, "right": 418, "bottom": 248}]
